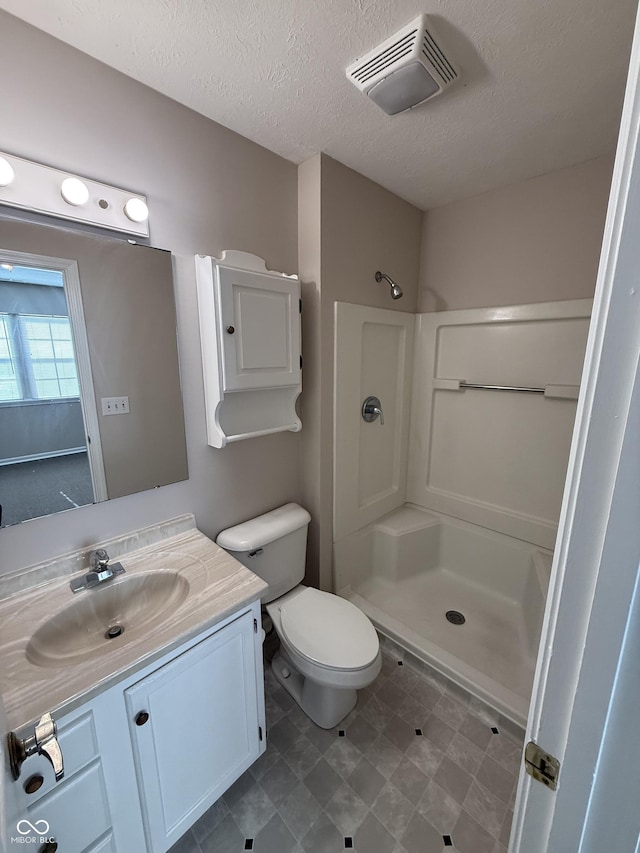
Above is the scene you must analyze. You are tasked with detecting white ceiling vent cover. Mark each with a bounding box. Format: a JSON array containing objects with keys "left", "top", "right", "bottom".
[{"left": 346, "top": 15, "right": 459, "bottom": 115}]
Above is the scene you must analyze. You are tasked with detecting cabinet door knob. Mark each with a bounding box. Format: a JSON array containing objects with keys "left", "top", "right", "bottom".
[
  {"left": 24, "top": 773, "right": 44, "bottom": 795},
  {"left": 226, "top": 325, "right": 235, "bottom": 334},
  {"left": 39, "top": 842, "right": 57, "bottom": 853},
  {"left": 135, "top": 711, "right": 150, "bottom": 726}
]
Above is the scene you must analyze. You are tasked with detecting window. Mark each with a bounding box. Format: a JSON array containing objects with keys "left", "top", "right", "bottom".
[
  {"left": 0, "top": 314, "right": 20, "bottom": 401},
  {"left": 0, "top": 313, "right": 80, "bottom": 403}
]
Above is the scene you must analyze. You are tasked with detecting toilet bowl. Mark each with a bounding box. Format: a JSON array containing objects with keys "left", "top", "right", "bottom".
[
  {"left": 267, "top": 586, "right": 381, "bottom": 727},
  {"left": 216, "top": 503, "right": 381, "bottom": 728}
]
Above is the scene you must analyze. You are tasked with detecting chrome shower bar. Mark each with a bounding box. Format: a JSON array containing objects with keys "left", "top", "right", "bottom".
[
  {"left": 459, "top": 381, "right": 545, "bottom": 394},
  {"left": 432, "top": 378, "right": 580, "bottom": 400}
]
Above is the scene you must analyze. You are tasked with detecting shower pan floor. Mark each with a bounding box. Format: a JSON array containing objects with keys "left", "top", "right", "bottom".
[{"left": 347, "top": 568, "right": 537, "bottom": 726}]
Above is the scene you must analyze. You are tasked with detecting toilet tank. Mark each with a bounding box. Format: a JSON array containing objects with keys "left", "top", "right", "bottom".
[{"left": 216, "top": 503, "right": 311, "bottom": 603}]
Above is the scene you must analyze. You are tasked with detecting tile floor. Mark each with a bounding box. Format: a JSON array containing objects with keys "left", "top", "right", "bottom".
[{"left": 170, "top": 639, "right": 524, "bottom": 853}]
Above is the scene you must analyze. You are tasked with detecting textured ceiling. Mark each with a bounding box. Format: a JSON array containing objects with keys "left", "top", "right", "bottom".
[{"left": 1, "top": 0, "right": 637, "bottom": 209}]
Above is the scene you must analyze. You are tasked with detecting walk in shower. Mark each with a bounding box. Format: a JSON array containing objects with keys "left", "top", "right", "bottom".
[{"left": 333, "top": 299, "right": 591, "bottom": 726}]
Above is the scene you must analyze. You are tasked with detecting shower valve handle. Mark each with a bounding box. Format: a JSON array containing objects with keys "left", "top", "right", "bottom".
[{"left": 362, "top": 396, "right": 384, "bottom": 425}]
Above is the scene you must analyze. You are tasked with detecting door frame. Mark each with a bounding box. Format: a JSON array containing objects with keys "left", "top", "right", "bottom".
[
  {"left": 512, "top": 4, "right": 640, "bottom": 849},
  {"left": 0, "top": 247, "right": 107, "bottom": 502}
]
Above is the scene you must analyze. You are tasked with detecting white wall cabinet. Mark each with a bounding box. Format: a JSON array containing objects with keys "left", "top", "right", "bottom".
[
  {"left": 13, "top": 601, "right": 265, "bottom": 853},
  {"left": 196, "top": 250, "right": 302, "bottom": 447},
  {"left": 217, "top": 265, "right": 301, "bottom": 392}
]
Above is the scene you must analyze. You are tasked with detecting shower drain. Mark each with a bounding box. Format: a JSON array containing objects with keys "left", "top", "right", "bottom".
[{"left": 445, "top": 610, "right": 466, "bottom": 625}]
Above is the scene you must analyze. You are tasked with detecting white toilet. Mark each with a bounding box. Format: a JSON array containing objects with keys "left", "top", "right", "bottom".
[{"left": 216, "top": 502, "right": 381, "bottom": 728}]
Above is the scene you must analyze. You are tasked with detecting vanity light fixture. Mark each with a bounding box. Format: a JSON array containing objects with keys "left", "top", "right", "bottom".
[
  {"left": 124, "top": 197, "right": 149, "bottom": 223},
  {"left": 60, "top": 177, "right": 90, "bottom": 206},
  {"left": 0, "top": 156, "right": 15, "bottom": 187},
  {"left": 0, "top": 151, "right": 150, "bottom": 237}
]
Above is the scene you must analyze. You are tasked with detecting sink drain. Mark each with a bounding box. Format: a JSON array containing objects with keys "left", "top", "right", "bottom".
[
  {"left": 445, "top": 610, "right": 466, "bottom": 625},
  {"left": 105, "top": 625, "right": 124, "bottom": 639}
]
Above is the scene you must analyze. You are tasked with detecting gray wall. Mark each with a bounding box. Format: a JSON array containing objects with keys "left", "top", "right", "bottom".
[
  {"left": 298, "top": 154, "right": 423, "bottom": 590},
  {"left": 418, "top": 155, "right": 614, "bottom": 312},
  {"left": 0, "top": 401, "right": 85, "bottom": 462},
  {"left": 0, "top": 12, "right": 299, "bottom": 574}
]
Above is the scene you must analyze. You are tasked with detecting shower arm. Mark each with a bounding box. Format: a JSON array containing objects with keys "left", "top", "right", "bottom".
[
  {"left": 375, "top": 270, "right": 403, "bottom": 300},
  {"left": 375, "top": 271, "right": 394, "bottom": 287}
]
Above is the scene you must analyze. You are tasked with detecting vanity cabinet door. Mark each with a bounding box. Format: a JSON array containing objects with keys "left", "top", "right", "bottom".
[
  {"left": 125, "top": 610, "right": 263, "bottom": 852},
  {"left": 217, "top": 267, "right": 301, "bottom": 392}
]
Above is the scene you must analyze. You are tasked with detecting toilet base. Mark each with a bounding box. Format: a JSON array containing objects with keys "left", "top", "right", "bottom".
[{"left": 271, "top": 650, "right": 358, "bottom": 729}]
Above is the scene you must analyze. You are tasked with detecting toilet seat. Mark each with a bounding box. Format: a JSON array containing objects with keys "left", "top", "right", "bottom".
[{"left": 279, "top": 587, "right": 379, "bottom": 671}]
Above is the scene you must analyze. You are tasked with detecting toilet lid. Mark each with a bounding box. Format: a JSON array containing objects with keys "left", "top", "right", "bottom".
[{"left": 280, "top": 588, "right": 379, "bottom": 670}]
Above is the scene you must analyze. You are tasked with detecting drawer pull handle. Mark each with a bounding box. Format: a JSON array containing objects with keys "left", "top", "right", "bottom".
[
  {"left": 24, "top": 773, "right": 44, "bottom": 795},
  {"left": 226, "top": 325, "right": 235, "bottom": 334},
  {"left": 39, "top": 842, "right": 58, "bottom": 853},
  {"left": 135, "top": 711, "right": 150, "bottom": 726}
]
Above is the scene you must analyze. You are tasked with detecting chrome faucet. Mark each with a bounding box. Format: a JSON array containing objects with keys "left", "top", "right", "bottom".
[
  {"left": 70, "top": 548, "right": 125, "bottom": 593},
  {"left": 88, "top": 549, "right": 113, "bottom": 581}
]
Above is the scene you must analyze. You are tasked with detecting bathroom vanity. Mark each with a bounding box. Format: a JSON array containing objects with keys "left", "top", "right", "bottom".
[{"left": 0, "top": 519, "right": 267, "bottom": 852}]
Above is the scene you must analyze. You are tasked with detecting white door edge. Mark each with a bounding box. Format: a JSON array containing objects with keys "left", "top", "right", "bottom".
[{"left": 512, "top": 3, "right": 640, "bottom": 850}]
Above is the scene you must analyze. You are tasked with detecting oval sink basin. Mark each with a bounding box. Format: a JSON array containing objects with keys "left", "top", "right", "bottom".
[{"left": 26, "top": 572, "right": 190, "bottom": 668}]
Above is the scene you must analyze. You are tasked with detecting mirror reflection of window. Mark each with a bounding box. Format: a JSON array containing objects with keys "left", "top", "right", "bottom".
[{"left": 0, "top": 263, "right": 94, "bottom": 526}]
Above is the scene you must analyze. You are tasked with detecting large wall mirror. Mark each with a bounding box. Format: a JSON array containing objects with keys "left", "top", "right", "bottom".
[{"left": 0, "top": 217, "right": 188, "bottom": 527}]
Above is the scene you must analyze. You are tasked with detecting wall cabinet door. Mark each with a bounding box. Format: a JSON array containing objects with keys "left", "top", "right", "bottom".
[
  {"left": 125, "top": 611, "right": 262, "bottom": 852},
  {"left": 217, "top": 267, "right": 301, "bottom": 391}
]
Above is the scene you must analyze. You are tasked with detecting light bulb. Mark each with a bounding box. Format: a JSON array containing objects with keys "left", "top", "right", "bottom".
[
  {"left": 0, "top": 156, "right": 15, "bottom": 187},
  {"left": 60, "top": 177, "right": 89, "bottom": 206},
  {"left": 123, "top": 197, "right": 149, "bottom": 223}
]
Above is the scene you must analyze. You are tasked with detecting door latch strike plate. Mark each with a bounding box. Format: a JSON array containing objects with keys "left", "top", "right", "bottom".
[{"left": 524, "top": 741, "right": 559, "bottom": 791}]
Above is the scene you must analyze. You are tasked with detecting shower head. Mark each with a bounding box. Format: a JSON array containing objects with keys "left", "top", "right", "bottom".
[{"left": 375, "top": 270, "right": 403, "bottom": 300}]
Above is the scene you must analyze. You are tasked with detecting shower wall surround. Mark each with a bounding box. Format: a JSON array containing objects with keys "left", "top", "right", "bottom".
[
  {"left": 333, "top": 303, "right": 414, "bottom": 540},
  {"left": 407, "top": 299, "right": 593, "bottom": 549},
  {"left": 333, "top": 298, "right": 591, "bottom": 548}
]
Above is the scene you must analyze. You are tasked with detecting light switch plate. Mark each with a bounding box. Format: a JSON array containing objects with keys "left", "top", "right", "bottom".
[{"left": 101, "top": 396, "right": 130, "bottom": 416}]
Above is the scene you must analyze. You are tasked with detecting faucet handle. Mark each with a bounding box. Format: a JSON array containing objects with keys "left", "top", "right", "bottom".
[{"left": 89, "top": 548, "right": 109, "bottom": 570}]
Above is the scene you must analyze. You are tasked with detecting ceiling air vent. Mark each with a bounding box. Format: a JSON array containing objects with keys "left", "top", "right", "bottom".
[{"left": 346, "top": 15, "right": 459, "bottom": 115}]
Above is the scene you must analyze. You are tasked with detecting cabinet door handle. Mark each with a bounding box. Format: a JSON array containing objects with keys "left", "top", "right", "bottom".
[
  {"left": 135, "top": 711, "right": 150, "bottom": 726},
  {"left": 226, "top": 325, "right": 235, "bottom": 334},
  {"left": 39, "top": 841, "right": 58, "bottom": 853},
  {"left": 24, "top": 773, "right": 44, "bottom": 795}
]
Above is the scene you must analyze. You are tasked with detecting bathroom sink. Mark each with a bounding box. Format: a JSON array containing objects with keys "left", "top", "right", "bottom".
[{"left": 25, "top": 572, "right": 190, "bottom": 668}]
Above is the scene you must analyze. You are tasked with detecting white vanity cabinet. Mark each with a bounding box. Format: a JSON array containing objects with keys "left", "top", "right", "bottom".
[
  {"left": 125, "top": 609, "right": 263, "bottom": 851},
  {"left": 13, "top": 600, "right": 265, "bottom": 853}
]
